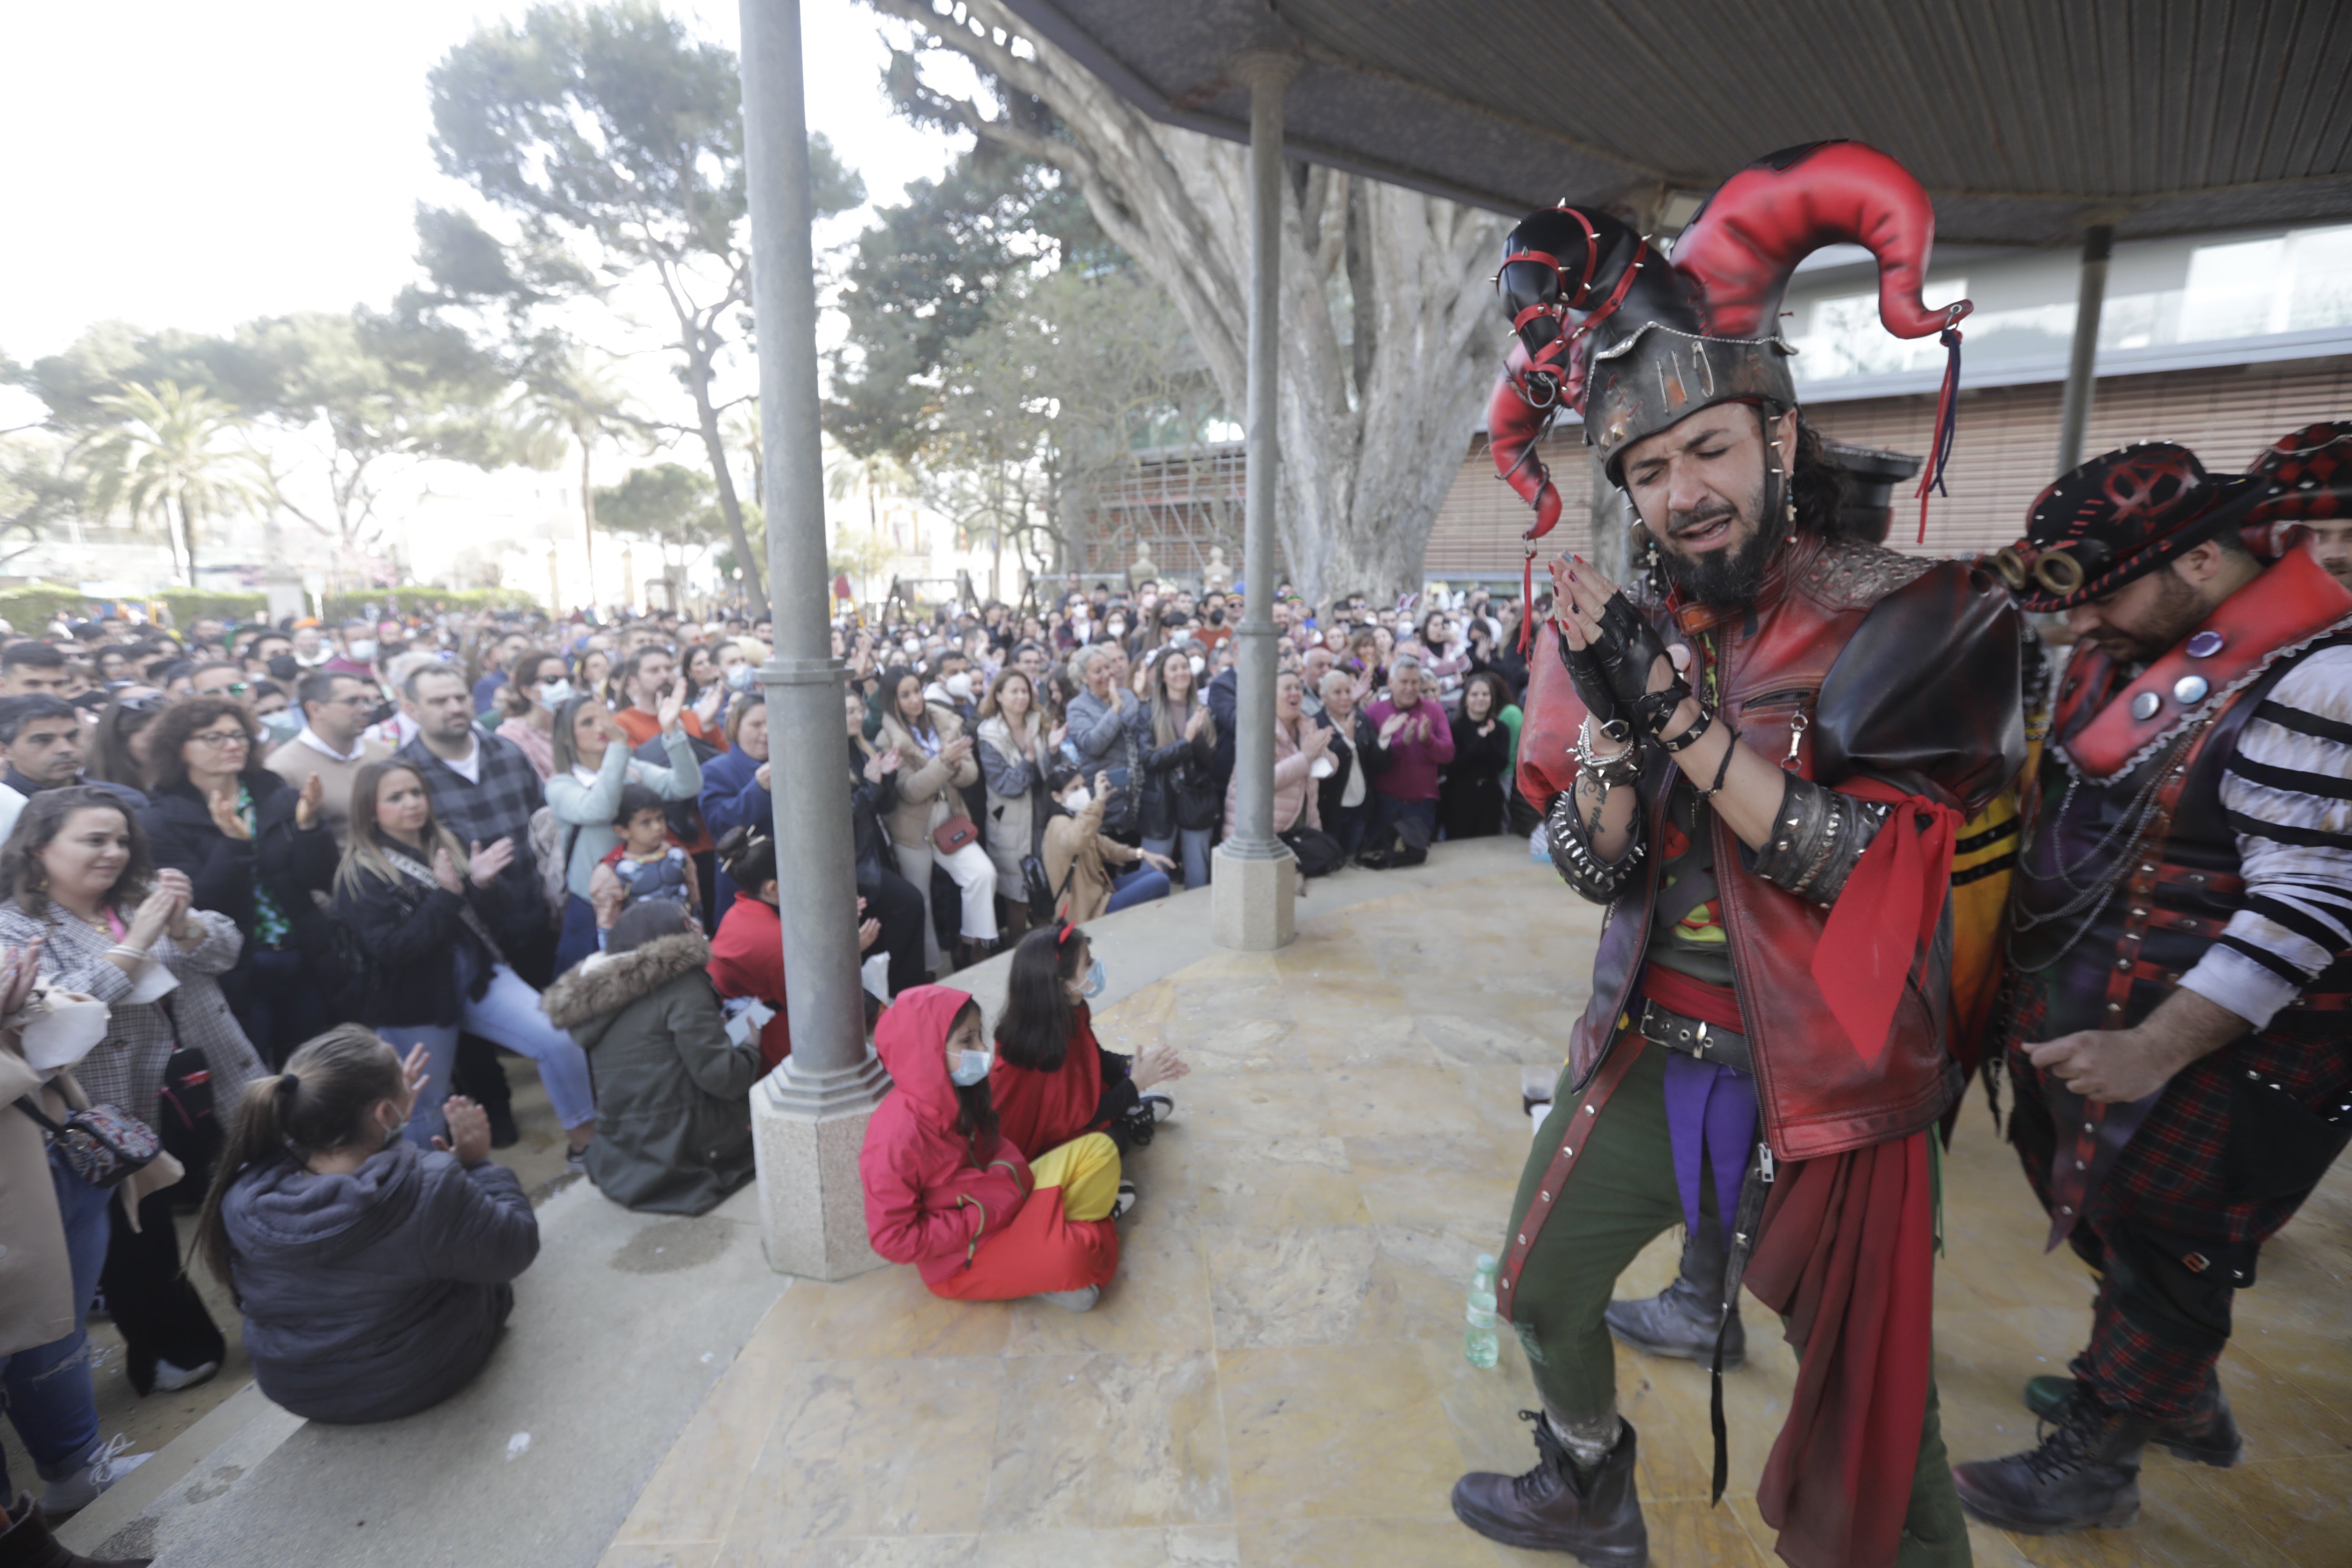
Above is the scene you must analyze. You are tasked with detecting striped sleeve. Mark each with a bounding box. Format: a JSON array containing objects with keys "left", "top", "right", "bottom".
[{"left": 2181, "top": 644, "right": 2352, "bottom": 1028}]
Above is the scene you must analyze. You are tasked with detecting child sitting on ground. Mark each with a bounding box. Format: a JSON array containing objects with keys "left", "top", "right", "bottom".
[
  {"left": 592, "top": 782, "right": 699, "bottom": 920},
  {"left": 859, "top": 984, "right": 1129, "bottom": 1312},
  {"left": 990, "top": 924, "right": 1186, "bottom": 1215},
  {"left": 195, "top": 1026, "right": 539, "bottom": 1424}
]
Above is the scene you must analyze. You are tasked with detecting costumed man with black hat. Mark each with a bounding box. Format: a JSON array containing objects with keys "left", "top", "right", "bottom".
[
  {"left": 1952, "top": 443, "right": 2352, "bottom": 1535},
  {"left": 1450, "top": 140, "right": 2023, "bottom": 1568}
]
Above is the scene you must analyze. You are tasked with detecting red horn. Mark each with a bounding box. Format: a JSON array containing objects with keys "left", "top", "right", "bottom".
[
  {"left": 1669, "top": 141, "right": 1969, "bottom": 341},
  {"left": 1488, "top": 350, "right": 1563, "bottom": 541}
]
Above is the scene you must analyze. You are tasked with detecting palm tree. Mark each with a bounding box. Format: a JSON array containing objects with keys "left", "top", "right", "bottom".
[
  {"left": 514, "top": 351, "right": 646, "bottom": 611},
  {"left": 81, "top": 381, "right": 265, "bottom": 586}
]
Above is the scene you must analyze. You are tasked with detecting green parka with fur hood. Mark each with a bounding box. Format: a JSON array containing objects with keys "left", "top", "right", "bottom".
[{"left": 541, "top": 932, "right": 763, "bottom": 1216}]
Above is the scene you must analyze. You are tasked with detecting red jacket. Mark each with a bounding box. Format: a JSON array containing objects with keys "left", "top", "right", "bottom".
[
  {"left": 1517, "top": 537, "right": 2022, "bottom": 1160},
  {"left": 705, "top": 895, "right": 792, "bottom": 1071},
  {"left": 859, "top": 985, "right": 1031, "bottom": 1286}
]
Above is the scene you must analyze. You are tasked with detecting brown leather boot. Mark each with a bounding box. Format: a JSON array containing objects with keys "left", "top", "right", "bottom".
[
  {"left": 1451, "top": 1412, "right": 1648, "bottom": 1564},
  {"left": 1, "top": 1497, "right": 151, "bottom": 1568},
  {"left": 1953, "top": 1395, "right": 2151, "bottom": 1534}
]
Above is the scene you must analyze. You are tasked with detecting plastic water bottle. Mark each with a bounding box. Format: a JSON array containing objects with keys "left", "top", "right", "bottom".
[{"left": 1465, "top": 1253, "right": 1501, "bottom": 1369}]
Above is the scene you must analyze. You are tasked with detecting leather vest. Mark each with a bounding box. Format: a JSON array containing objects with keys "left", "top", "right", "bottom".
[{"left": 1532, "top": 535, "right": 2025, "bottom": 1161}]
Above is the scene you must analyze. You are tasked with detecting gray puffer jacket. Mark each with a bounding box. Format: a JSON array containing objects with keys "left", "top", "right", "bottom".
[
  {"left": 221, "top": 1139, "right": 537, "bottom": 1424},
  {"left": 541, "top": 932, "right": 763, "bottom": 1216}
]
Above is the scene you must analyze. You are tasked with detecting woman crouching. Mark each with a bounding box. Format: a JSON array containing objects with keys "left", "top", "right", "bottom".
[
  {"left": 194, "top": 1026, "right": 538, "bottom": 1424},
  {"left": 860, "top": 985, "right": 1122, "bottom": 1311}
]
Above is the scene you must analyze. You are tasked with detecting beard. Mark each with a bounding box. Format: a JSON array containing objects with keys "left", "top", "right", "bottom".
[
  {"left": 2082, "top": 569, "right": 2207, "bottom": 667},
  {"left": 1655, "top": 496, "right": 1779, "bottom": 607}
]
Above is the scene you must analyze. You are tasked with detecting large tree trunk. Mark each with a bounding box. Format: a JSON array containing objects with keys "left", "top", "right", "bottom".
[
  {"left": 868, "top": 0, "right": 1502, "bottom": 602},
  {"left": 578, "top": 435, "right": 599, "bottom": 609},
  {"left": 683, "top": 335, "right": 765, "bottom": 606}
]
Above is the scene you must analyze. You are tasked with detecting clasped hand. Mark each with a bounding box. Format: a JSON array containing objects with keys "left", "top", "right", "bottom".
[{"left": 1547, "top": 555, "right": 1687, "bottom": 741}]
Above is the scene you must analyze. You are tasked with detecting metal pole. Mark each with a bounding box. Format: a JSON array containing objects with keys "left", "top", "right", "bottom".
[
  {"left": 2054, "top": 224, "right": 2113, "bottom": 477},
  {"left": 739, "top": 0, "right": 884, "bottom": 1111},
  {"left": 1228, "top": 56, "right": 1293, "bottom": 856}
]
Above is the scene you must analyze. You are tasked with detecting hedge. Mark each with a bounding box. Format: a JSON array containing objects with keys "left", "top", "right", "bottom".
[
  {"left": 155, "top": 588, "right": 269, "bottom": 623},
  {"left": 0, "top": 583, "right": 95, "bottom": 628},
  {"left": 321, "top": 586, "right": 542, "bottom": 620}
]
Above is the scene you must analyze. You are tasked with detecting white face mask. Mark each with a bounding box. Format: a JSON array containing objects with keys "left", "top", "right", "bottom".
[
  {"left": 948, "top": 1044, "right": 994, "bottom": 1087},
  {"left": 19, "top": 992, "right": 110, "bottom": 1071},
  {"left": 1188, "top": 654, "right": 1206, "bottom": 677},
  {"left": 1062, "top": 786, "right": 1092, "bottom": 813},
  {"left": 536, "top": 678, "right": 575, "bottom": 707},
  {"left": 724, "top": 662, "right": 757, "bottom": 691},
  {"left": 347, "top": 639, "right": 378, "bottom": 662},
  {"left": 945, "top": 672, "right": 974, "bottom": 699}
]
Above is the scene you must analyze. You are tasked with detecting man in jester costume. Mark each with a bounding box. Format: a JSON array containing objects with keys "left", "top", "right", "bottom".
[{"left": 1452, "top": 141, "right": 2023, "bottom": 1568}]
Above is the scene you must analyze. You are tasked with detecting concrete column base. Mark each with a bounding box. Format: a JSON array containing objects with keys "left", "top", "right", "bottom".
[
  {"left": 1210, "top": 841, "right": 1297, "bottom": 951},
  {"left": 751, "top": 1084, "right": 886, "bottom": 1281}
]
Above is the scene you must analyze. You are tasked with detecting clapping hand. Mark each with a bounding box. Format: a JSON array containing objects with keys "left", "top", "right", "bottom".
[
  {"left": 656, "top": 680, "right": 688, "bottom": 734},
  {"left": 295, "top": 771, "right": 325, "bottom": 831},
  {"left": 207, "top": 788, "right": 252, "bottom": 842},
  {"left": 433, "top": 1096, "right": 492, "bottom": 1164},
  {"left": 431, "top": 846, "right": 465, "bottom": 895},
  {"left": 467, "top": 838, "right": 515, "bottom": 888},
  {"left": 1300, "top": 723, "right": 1334, "bottom": 759},
  {"left": 400, "top": 1042, "right": 433, "bottom": 1101},
  {"left": 1132, "top": 1034, "right": 1190, "bottom": 1092},
  {"left": 0, "top": 938, "right": 45, "bottom": 1019},
  {"left": 1183, "top": 705, "right": 1207, "bottom": 741},
  {"left": 858, "top": 917, "right": 881, "bottom": 952}
]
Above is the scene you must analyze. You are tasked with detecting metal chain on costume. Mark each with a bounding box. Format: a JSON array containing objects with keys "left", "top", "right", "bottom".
[{"left": 2004, "top": 726, "right": 2203, "bottom": 971}]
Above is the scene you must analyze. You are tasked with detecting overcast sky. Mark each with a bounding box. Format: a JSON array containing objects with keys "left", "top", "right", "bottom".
[{"left": 0, "top": 0, "right": 959, "bottom": 364}]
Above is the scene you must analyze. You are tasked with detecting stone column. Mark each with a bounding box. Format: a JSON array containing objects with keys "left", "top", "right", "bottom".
[
  {"left": 1210, "top": 52, "right": 1299, "bottom": 953},
  {"left": 739, "top": 0, "right": 886, "bottom": 1279}
]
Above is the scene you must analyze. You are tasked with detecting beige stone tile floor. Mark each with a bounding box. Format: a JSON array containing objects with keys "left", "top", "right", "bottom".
[{"left": 597, "top": 865, "right": 2352, "bottom": 1568}]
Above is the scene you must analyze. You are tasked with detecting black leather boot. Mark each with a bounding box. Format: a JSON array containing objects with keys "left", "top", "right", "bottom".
[
  {"left": 1952, "top": 1395, "right": 2152, "bottom": 1534},
  {"left": 1604, "top": 1220, "right": 1744, "bottom": 1370},
  {"left": 1451, "top": 1412, "right": 1648, "bottom": 1564},
  {"left": 2022, "top": 1371, "right": 2241, "bottom": 1468},
  {"left": 2, "top": 1497, "right": 151, "bottom": 1568}
]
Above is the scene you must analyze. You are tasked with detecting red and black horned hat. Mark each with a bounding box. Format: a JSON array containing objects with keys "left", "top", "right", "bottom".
[
  {"left": 1487, "top": 140, "right": 1972, "bottom": 616},
  {"left": 1994, "top": 442, "right": 2268, "bottom": 613}
]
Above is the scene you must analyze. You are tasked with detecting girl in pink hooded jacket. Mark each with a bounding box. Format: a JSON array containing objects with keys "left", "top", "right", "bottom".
[{"left": 859, "top": 984, "right": 1120, "bottom": 1309}]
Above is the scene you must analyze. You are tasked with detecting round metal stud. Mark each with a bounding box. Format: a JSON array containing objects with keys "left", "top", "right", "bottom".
[
  {"left": 2173, "top": 674, "right": 2210, "bottom": 705},
  {"left": 2186, "top": 630, "right": 2224, "bottom": 658},
  {"left": 2130, "top": 690, "right": 2162, "bottom": 720}
]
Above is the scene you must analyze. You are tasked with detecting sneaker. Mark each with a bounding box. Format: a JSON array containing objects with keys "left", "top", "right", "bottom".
[
  {"left": 1139, "top": 1093, "right": 1175, "bottom": 1125},
  {"left": 1034, "top": 1286, "right": 1101, "bottom": 1312},
  {"left": 150, "top": 1358, "right": 219, "bottom": 1394},
  {"left": 39, "top": 1434, "right": 151, "bottom": 1518},
  {"left": 1112, "top": 1179, "right": 1140, "bottom": 1222}
]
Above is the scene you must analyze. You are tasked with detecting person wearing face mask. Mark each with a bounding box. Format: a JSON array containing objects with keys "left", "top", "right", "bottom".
[
  {"left": 322, "top": 622, "right": 377, "bottom": 679},
  {"left": 491, "top": 651, "right": 570, "bottom": 781},
  {"left": 860, "top": 985, "right": 1124, "bottom": 1312},
  {"left": 1062, "top": 646, "right": 1142, "bottom": 843},
  {"left": 873, "top": 665, "right": 998, "bottom": 971},
  {"left": 1042, "top": 767, "right": 1173, "bottom": 922},
  {"left": 989, "top": 924, "right": 1184, "bottom": 1179},
  {"left": 193, "top": 1026, "right": 538, "bottom": 1424},
  {"left": 540, "top": 900, "right": 762, "bottom": 1215}
]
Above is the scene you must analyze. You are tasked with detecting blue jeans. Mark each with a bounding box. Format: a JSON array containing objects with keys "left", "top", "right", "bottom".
[
  {"left": 1105, "top": 864, "right": 1172, "bottom": 914},
  {"left": 0, "top": 1150, "right": 114, "bottom": 1494},
  {"left": 1141, "top": 829, "right": 1213, "bottom": 890},
  {"left": 378, "top": 948, "right": 597, "bottom": 1140},
  {"left": 556, "top": 893, "right": 602, "bottom": 977}
]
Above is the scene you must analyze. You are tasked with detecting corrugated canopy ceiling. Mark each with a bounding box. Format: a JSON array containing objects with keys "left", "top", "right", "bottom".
[{"left": 995, "top": 0, "right": 2352, "bottom": 244}]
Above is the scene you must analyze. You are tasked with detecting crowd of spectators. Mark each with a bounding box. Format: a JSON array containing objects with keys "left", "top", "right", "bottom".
[{"left": 0, "top": 573, "right": 1533, "bottom": 1545}]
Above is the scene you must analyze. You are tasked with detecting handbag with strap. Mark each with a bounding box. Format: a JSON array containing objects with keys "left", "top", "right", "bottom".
[
  {"left": 932, "top": 814, "right": 979, "bottom": 856},
  {"left": 15, "top": 1097, "right": 160, "bottom": 1189}
]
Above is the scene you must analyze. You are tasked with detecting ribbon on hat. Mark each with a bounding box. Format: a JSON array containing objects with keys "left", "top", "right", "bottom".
[{"left": 1913, "top": 322, "right": 1965, "bottom": 543}]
